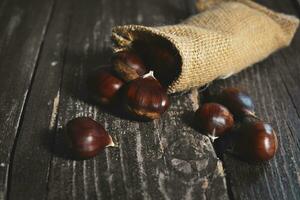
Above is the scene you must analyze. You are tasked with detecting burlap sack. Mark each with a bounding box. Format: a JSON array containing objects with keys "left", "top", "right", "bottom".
[{"left": 112, "top": 0, "right": 299, "bottom": 93}]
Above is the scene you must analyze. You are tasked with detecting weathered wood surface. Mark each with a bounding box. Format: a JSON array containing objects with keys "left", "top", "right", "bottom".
[
  {"left": 46, "top": 0, "right": 227, "bottom": 199},
  {"left": 0, "top": 0, "right": 54, "bottom": 199},
  {"left": 2, "top": 0, "right": 228, "bottom": 200},
  {"left": 8, "top": 1, "right": 70, "bottom": 199},
  {"left": 206, "top": 0, "right": 300, "bottom": 199},
  {"left": 0, "top": 0, "right": 299, "bottom": 199}
]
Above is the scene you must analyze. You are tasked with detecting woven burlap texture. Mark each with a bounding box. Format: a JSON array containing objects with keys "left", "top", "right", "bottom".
[{"left": 112, "top": 0, "right": 299, "bottom": 93}]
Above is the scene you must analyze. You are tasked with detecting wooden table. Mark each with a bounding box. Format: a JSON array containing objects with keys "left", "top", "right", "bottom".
[{"left": 0, "top": 0, "right": 299, "bottom": 199}]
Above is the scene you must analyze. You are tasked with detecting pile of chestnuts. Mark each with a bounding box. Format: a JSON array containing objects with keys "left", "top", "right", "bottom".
[
  {"left": 193, "top": 88, "right": 278, "bottom": 163},
  {"left": 90, "top": 49, "right": 171, "bottom": 120},
  {"left": 65, "top": 49, "right": 172, "bottom": 159},
  {"left": 64, "top": 48, "right": 278, "bottom": 163}
]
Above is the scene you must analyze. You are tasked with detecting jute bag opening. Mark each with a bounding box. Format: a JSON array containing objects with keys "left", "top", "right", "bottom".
[{"left": 112, "top": 0, "right": 299, "bottom": 94}]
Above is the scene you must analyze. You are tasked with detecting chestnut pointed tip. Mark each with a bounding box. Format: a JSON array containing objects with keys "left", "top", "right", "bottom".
[
  {"left": 106, "top": 135, "right": 116, "bottom": 147},
  {"left": 245, "top": 110, "right": 256, "bottom": 117},
  {"left": 208, "top": 134, "right": 218, "bottom": 142},
  {"left": 142, "top": 70, "right": 155, "bottom": 79}
]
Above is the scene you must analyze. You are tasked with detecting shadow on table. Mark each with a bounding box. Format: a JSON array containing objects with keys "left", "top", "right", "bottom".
[{"left": 41, "top": 127, "right": 76, "bottom": 160}]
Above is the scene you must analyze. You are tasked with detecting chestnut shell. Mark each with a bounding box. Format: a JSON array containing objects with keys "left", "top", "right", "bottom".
[
  {"left": 112, "top": 50, "right": 147, "bottom": 81},
  {"left": 235, "top": 118, "right": 278, "bottom": 162},
  {"left": 65, "top": 117, "right": 114, "bottom": 159},
  {"left": 124, "top": 76, "right": 170, "bottom": 120},
  {"left": 194, "top": 103, "right": 234, "bottom": 137},
  {"left": 88, "top": 68, "right": 124, "bottom": 105},
  {"left": 132, "top": 39, "right": 181, "bottom": 88},
  {"left": 218, "top": 87, "right": 255, "bottom": 117}
]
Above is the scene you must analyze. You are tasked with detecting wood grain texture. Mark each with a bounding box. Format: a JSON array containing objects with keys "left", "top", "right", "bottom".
[
  {"left": 2, "top": 0, "right": 299, "bottom": 199},
  {"left": 44, "top": 0, "right": 228, "bottom": 199},
  {"left": 7, "top": 1, "right": 72, "bottom": 200},
  {"left": 203, "top": 0, "right": 300, "bottom": 199},
  {"left": 0, "top": 0, "right": 54, "bottom": 199}
]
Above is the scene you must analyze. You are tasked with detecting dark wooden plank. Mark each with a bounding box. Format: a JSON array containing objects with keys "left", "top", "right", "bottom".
[
  {"left": 7, "top": 1, "right": 73, "bottom": 200},
  {"left": 46, "top": 0, "right": 228, "bottom": 199},
  {"left": 210, "top": 65, "right": 300, "bottom": 200},
  {"left": 0, "top": 0, "right": 54, "bottom": 199},
  {"left": 204, "top": 0, "right": 300, "bottom": 199},
  {"left": 0, "top": 0, "right": 7, "bottom": 14},
  {"left": 294, "top": 0, "right": 300, "bottom": 9},
  {"left": 258, "top": 0, "right": 300, "bottom": 125}
]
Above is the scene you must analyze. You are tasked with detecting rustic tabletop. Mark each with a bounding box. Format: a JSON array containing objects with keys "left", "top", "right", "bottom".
[{"left": 0, "top": 0, "right": 299, "bottom": 199}]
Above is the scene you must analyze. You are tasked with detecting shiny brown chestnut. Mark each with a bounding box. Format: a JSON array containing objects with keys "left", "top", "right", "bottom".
[
  {"left": 112, "top": 50, "right": 147, "bottom": 81},
  {"left": 194, "top": 103, "right": 234, "bottom": 138},
  {"left": 89, "top": 68, "right": 124, "bottom": 105},
  {"left": 218, "top": 87, "right": 255, "bottom": 117},
  {"left": 124, "top": 71, "right": 170, "bottom": 120},
  {"left": 234, "top": 117, "right": 278, "bottom": 162},
  {"left": 65, "top": 117, "right": 114, "bottom": 159}
]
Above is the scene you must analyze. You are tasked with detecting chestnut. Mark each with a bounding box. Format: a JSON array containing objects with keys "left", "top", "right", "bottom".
[
  {"left": 65, "top": 117, "right": 114, "bottom": 159},
  {"left": 218, "top": 87, "right": 255, "bottom": 117},
  {"left": 132, "top": 40, "right": 180, "bottom": 87},
  {"left": 112, "top": 50, "right": 147, "bottom": 81},
  {"left": 88, "top": 68, "right": 124, "bottom": 105},
  {"left": 194, "top": 103, "right": 234, "bottom": 138},
  {"left": 234, "top": 117, "right": 278, "bottom": 162},
  {"left": 124, "top": 71, "right": 170, "bottom": 120}
]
